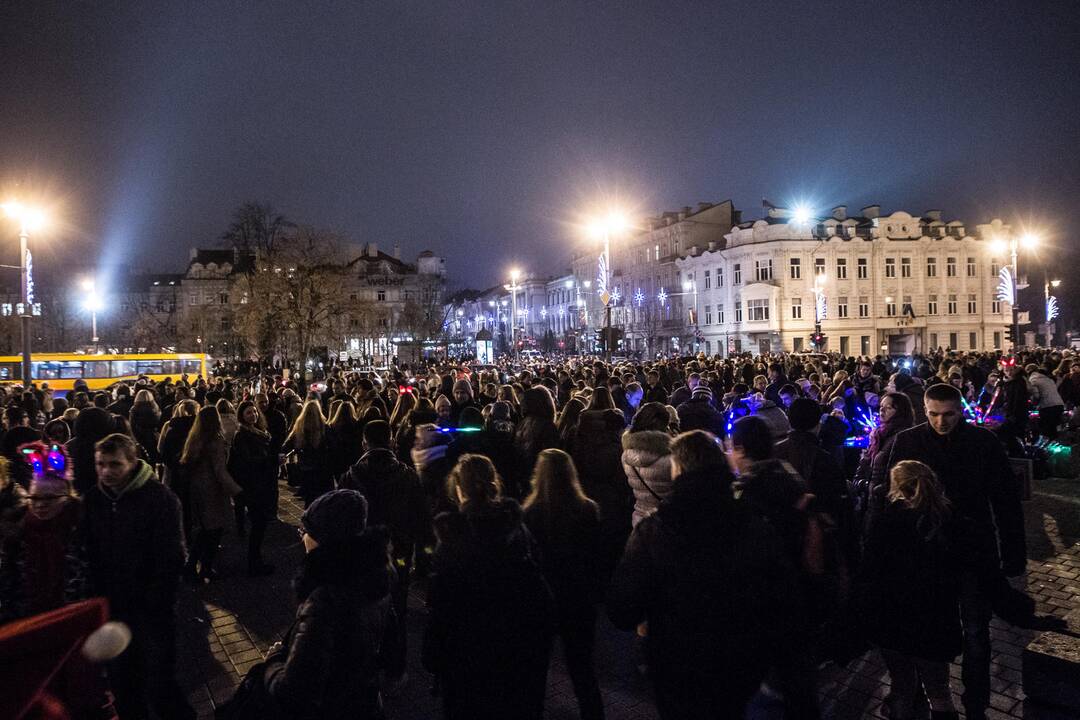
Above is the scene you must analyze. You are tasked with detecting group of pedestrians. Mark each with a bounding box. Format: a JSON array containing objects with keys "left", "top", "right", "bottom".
[{"left": 0, "top": 345, "right": 1075, "bottom": 719}]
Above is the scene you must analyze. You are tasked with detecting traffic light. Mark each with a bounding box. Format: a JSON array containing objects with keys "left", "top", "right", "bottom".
[
  {"left": 1005, "top": 327, "right": 1016, "bottom": 346},
  {"left": 810, "top": 332, "right": 827, "bottom": 349}
]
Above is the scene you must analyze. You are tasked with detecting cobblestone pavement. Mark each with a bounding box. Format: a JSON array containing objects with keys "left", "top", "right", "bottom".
[{"left": 177, "top": 477, "right": 1080, "bottom": 719}]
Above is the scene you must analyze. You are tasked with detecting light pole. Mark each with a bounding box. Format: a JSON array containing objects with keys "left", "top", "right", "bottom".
[
  {"left": 81, "top": 277, "right": 102, "bottom": 345},
  {"left": 991, "top": 232, "right": 1038, "bottom": 349},
  {"left": 587, "top": 212, "right": 628, "bottom": 361},
  {"left": 812, "top": 273, "right": 827, "bottom": 347},
  {"left": 2, "top": 202, "right": 45, "bottom": 387},
  {"left": 508, "top": 269, "right": 520, "bottom": 361}
]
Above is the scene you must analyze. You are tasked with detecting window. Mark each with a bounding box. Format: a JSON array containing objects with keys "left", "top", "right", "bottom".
[
  {"left": 791, "top": 299, "right": 802, "bottom": 319},
  {"left": 0, "top": 304, "right": 11, "bottom": 316},
  {"left": 189, "top": 295, "right": 198, "bottom": 306},
  {"left": 967, "top": 293, "right": 977, "bottom": 314},
  {"left": 755, "top": 259, "right": 773, "bottom": 281},
  {"left": 927, "top": 257, "right": 937, "bottom": 277},
  {"left": 60, "top": 362, "right": 84, "bottom": 379},
  {"left": 747, "top": 299, "right": 770, "bottom": 321},
  {"left": 930, "top": 333, "right": 938, "bottom": 349},
  {"left": 654, "top": 244, "right": 660, "bottom": 261},
  {"left": 793, "top": 337, "right": 803, "bottom": 352},
  {"left": 814, "top": 257, "right": 826, "bottom": 276},
  {"left": 735, "top": 301, "right": 742, "bottom": 322},
  {"left": 84, "top": 361, "right": 111, "bottom": 379},
  {"left": 928, "top": 295, "right": 938, "bottom": 315},
  {"left": 837, "top": 296, "right": 848, "bottom": 318},
  {"left": 182, "top": 360, "right": 202, "bottom": 375},
  {"left": 219, "top": 293, "right": 229, "bottom": 305},
  {"left": 947, "top": 294, "right": 957, "bottom": 315},
  {"left": 858, "top": 297, "right": 869, "bottom": 318},
  {"left": 885, "top": 257, "right": 896, "bottom": 278},
  {"left": 111, "top": 361, "right": 137, "bottom": 377},
  {"left": 840, "top": 336, "right": 849, "bottom": 355},
  {"left": 967, "top": 257, "right": 976, "bottom": 277},
  {"left": 886, "top": 299, "right": 897, "bottom": 316},
  {"left": 716, "top": 267, "right": 724, "bottom": 287},
  {"left": 901, "top": 257, "right": 911, "bottom": 278},
  {"left": 991, "top": 259, "right": 1000, "bottom": 277},
  {"left": 993, "top": 331, "right": 1002, "bottom": 349},
  {"left": 733, "top": 264, "right": 742, "bottom": 284},
  {"left": 857, "top": 257, "right": 868, "bottom": 279},
  {"left": 949, "top": 332, "right": 958, "bottom": 350},
  {"left": 861, "top": 336, "right": 871, "bottom": 355},
  {"left": 789, "top": 258, "right": 801, "bottom": 280},
  {"left": 969, "top": 332, "right": 977, "bottom": 349},
  {"left": 718, "top": 304, "right": 725, "bottom": 324},
  {"left": 704, "top": 305, "right": 712, "bottom": 325},
  {"left": 836, "top": 258, "right": 847, "bottom": 279},
  {"left": 136, "top": 360, "right": 164, "bottom": 375},
  {"left": 946, "top": 257, "right": 957, "bottom": 277},
  {"left": 377, "top": 290, "right": 386, "bottom": 302},
  {"left": 704, "top": 270, "right": 711, "bottom": 289},
  {"left": 992, "top": 299, "right": 1001, "bottom": 314}
]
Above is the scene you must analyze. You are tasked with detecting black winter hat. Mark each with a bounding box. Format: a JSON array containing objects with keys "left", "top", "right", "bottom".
[{"left": 301, "top": 489, "right": 368, "bottom": 547}]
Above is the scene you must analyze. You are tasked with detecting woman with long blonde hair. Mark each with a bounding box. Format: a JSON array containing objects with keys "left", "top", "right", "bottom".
[
  {"left": 522, "top": 449, "right": 603, "bottom": 720},
  {"left": 862, "top": 460, "right": 959, "bottom": 720},
  {"left": 283, "top": 400, "right": 332, "bottom": 505}
]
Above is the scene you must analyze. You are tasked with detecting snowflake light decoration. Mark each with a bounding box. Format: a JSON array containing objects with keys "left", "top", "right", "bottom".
[
  {"left": 610, "top": 287, "right": 622, "bottom": 305},
  {"left": 996, "top": 267, "right": 1014, "bottom": 304},
  {"left": 1047, "top": 296, "right": 1059, "bottom": 322},
  {"left": 540, "top": 306, "right": 548, "bottom": 318},
  {"left": 657, "top": 288, "right": 668, "bottom": 305},
  {"left": 634, "top": 289, "right": 645, "bottom": 307}
]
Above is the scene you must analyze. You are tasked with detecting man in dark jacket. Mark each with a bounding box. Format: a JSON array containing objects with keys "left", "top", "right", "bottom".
[
  {"left": 340, "top": 420, "right": 428, "bottom": 684},
  {"left": 675, "top": 386, "right": 725, "bottom": 437},
  {"left": 85, "top": 433, "right": 192, "bottom": 720},
  {"left": 884, "top": 383, "right": 1025, "bottom": 720},
  {"left": 105, "top": 384, "right": 134, "bottom": 419},
  {"left": 764, "top": 362, "right": 789, "bottom": 407},
  {"left": 608, "top": 430, "right": 807, "bottom": 719},
  {"left": 775, "top": 398, "right": 849, "bottom": 532}
]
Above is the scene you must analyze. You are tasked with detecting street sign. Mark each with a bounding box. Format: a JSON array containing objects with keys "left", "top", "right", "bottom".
[
  {"left": 600, "top": 290, "right": 611, "bottom": 306},
  {"left": 338, "top": 351, "right": 348, "bottom": 361}
]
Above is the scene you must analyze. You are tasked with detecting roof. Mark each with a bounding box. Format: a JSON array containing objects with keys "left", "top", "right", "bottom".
[
  {"left": 347, "top": 249, "right": 414, "bottom": 273},
  {"left": 188, "top": 249, "right": 235, "bottom": 268}
]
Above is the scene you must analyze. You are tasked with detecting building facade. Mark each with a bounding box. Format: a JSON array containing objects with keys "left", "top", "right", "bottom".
[{"left": 676, "top": 205, "right": 1012, "bottom": 356}]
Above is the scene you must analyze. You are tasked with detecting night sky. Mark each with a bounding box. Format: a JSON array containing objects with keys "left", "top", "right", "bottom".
[{"left": 2, "top": 1, "right": 1078, "bottom": 302}]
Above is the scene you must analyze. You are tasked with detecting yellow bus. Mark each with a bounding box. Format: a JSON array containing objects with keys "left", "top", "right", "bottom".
[{"left": 0, "top": 353, "right": 210, "bottom": 393}]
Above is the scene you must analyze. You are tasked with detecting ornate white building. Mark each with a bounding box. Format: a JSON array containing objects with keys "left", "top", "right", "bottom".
[{"left": 675, "top": 205, "right": 1013, "bottom": 356}]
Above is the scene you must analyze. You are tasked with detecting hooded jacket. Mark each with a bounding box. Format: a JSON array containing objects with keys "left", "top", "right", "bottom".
[
  {"left": 340, "top": 448, "right": 428, "bottom": 564},
  {"left": 66, "top": 408, "right": 115, "bottom": 494},
  {"left": 264, "top": 529, "right": 394, "bottom": 720},
  {"left": 621, "top": 430, "right": 674, "bottom": 526}
]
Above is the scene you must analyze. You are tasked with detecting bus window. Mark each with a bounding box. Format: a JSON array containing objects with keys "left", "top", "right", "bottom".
[
  {"left": 161, "top": 360, "right": 180, "bottom": 375},
  {"left": 84, "top": 361, "right": 111, "bottom": 379},
  {"left": 136, "top": 360, "right": 163, "bottom": 375},
  {"left": 32, "top": 362, "right": 62, "bottom": 380},
  {"left": 0, "top": 362, "right": 19, "bottom": 380},
  {"left": 181, "top": 359, "right": 202, "bottom": 376},
  {"left": 60, "top": 362, "right": 85, "bottom": 379},
  {"left": 111, "top": 361, "right": 137, "bottom": 377}
]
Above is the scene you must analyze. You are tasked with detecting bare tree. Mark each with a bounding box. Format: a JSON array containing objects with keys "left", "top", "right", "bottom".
[{"left": 221, "top": 202, "right": 295, "bottom": 260}]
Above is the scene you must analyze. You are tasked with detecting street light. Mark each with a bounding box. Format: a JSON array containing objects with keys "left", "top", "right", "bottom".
[
  {"left": 990, "top": 231, "right": 1038, "bottom": 349},
  {"left": 508, "top": 269, "right": 521, "bottom": 361},
  {"left": 1045, "top": 276, "right": 1062, "bottom": 346},
  {"left": 2, "top": 201, "right": 47, "bottom": 386},
  {"left": 586, "top": 211, "right": 629, "bottom": 361},
  {"left": 81, "top": 277, "right": 103, "bottom": 344},
  {"left": 812, "top": 273, "right": 827, "bottom": 348}
]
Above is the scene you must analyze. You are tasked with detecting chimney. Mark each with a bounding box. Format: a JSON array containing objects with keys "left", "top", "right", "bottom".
[
  {"left": 367, "top": 242, "right": 378, "bottom": 257},
  {"left": 393, "top": 243, "right": 401, "bottom": 260},
  {"left": 733, "top": 209, "right": 742, "bottom": 225},
  {"left": 832, "top": 205, "right": 847, "bottom": 221},
  {"left": 190, "top": 248, "right": 199, "bottom": 260},
  {"left": 861, "top": 205, "right": 880, "bottom": 219},
  {"left": 924, "top": 210, "right": 942, "bottom": 221},
  {"left": 708, "top": 240, "right": 717, "bottom": 251}
]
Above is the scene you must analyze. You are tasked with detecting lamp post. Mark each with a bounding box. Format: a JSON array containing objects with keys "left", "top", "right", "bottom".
[
  {"left": 81, "top": 277, "right": 101, "bottom": 345},
  {"left": 812, "top": 273, "right": 827, "bottom": 347},
  {"left": 1045, "top": 276, "right": 1061, "bottom": 346},
  {"left": 508, "top": 269, "right": 520, "bottom": 362},
  {"left": 587, "top": 212, "right": 628, "bottom": 361},
  {"left": 2, "top": 202, "right": 45, "bottom": 387},
  {"left": 991, "top": 232, "right": 1037, "bottom": 350}
]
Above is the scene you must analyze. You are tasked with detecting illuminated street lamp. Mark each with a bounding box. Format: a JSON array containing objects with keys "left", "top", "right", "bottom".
[
  {"left": 990, "top": 231, "right": 1038, "bottom": 348},
  {"left": 81, "top": 277, "right": 103, "bottom": 344},
  {"left": 586, "top": 210, "right": 629, "bottom": 361},
  {"left": 2, "top": 201, "right": 47, "bottom": 386},
  {"left": 1045, "top": 276, "right": 1062, "bottom": 346},
  {"left": 508, "top": 269, "right": 521, "bottom": 361}
]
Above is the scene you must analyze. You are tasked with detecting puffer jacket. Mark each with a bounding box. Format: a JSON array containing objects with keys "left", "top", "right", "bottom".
[
  {"left": 621, "top": 430, "right": 674, "bottom": 526},
  {"left": 1029, "top": 371, "right": 1064, "bottom": 409},
  {"left": 263, "top": 529, "right": 394, "bottom": 719}
]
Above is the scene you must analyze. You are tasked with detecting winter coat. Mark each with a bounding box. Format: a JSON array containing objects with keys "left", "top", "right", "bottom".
[
  {"left": 1029, "top": 371, "right": 1064, "bottom": 409},
  {"left": 675, "top": 396, "right": 725, "bottom": 437},
  {"left": 263, "top": 530, "right": 394, "bottom": 720},
  {"left": 423, "top": 498, "right": 554, "bottom": 720},
  {"left": 774, "top": 430, "right": 848, "bottom": 527},
  {"left": 514, "top": 417, "right": 560, "bottom": 480},
  {"left": 340, "top": 448, "right": 428, "bottom": 566},
  {"left": 157, "top": 415, "right": 196, "bottom": 490},
  {"left": 83, "top": 461, "right": 185, "bottom": 621},
  {"left": 621, "top": 430, "right": 674, "bottom": 526},
  {"left": 883, "top": 422, "right": 1026, "bottom": 575},
  {"left": 228, "top": 425, "right": 279, "bottom": 516},
  {"left": 859, "top": 500, "right": 961, "bottom": 662},
  {"left": 129, "top": 402, "right": 162, "bottom": 465},
  {"left": 755, "top": 400, "right": 792, "bottom": 441},
  {"left": 0, "top": 497, "right": 89, "bottom": 622},
  {"left": 66, "top": 407, "right": 115, "bottom": 494},
  {"left": 326, "top": 424, "right": 364, "bottom": 480},
  {"left": 523, "top": 500, "right": 604, "bottom": 611},
  {"left": 183, "top": 440, "right": 243, "bottom": 531},
  {"left": 738, "top": 459, "right": 810, "bottom": 571},
  {"left": 607, "top": 468, "right": 804, "bottom": 717},
  {"left": 571, "top": 410, "right": 631, "bottom": 556}
]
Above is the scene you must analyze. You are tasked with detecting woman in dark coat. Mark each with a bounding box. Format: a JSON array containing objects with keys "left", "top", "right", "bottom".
[
  {"left": 422, "top": 454, "right": 554, "bottom": 720},
  {"left": 157, "top": 400, "right": 199, "bottom": 540},
  {"left": 523, "top": 449, "right": 605, "bottom": 720},
  {"left": 229, "top": 401, "right": 279, "bottom": 576},
  {"left": 858, "top": 392, "right": 914, "bottom": 523},
  {"left": 65, "top": 407, "right": 115, "bottom": 494},
  {"left": 244, "top": 489, "right": 393, "bottom": 720},
  {"left": 570, "top": 387, "right": 630, "bottom": 574},
  {"left": 129, "top": 389, "right": 162, "bottom": 465},
  {"left": 514, "top": 386, "right": 560, "bottom": 480},
  {"left": 325, "top": 401, "right": 363, "bottom": 480},
  {"left": 860, "top": 460, "right": 960, "bottom": 719}
]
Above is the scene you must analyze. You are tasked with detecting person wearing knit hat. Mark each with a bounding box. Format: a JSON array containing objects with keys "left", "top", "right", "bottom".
[
  {"left": 227, "top": 488, "right": 393, "bottom": 719},
  {"left": 450, "top": 378, "right": 478, "bottom": 426}
]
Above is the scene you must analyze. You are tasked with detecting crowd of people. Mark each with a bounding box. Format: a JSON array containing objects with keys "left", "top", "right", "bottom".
[{"left": 1, "top": 346, "right": 1078, "bottom": 719}]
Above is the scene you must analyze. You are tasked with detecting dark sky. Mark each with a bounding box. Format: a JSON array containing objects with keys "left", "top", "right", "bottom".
[{"left": 2, "top": 1, "right": 1078, "bottom": 296}]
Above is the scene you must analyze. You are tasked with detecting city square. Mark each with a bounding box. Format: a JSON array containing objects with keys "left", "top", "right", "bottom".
[{"left": 2, "top": 2, "right": 1080, "bottom": 720}]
